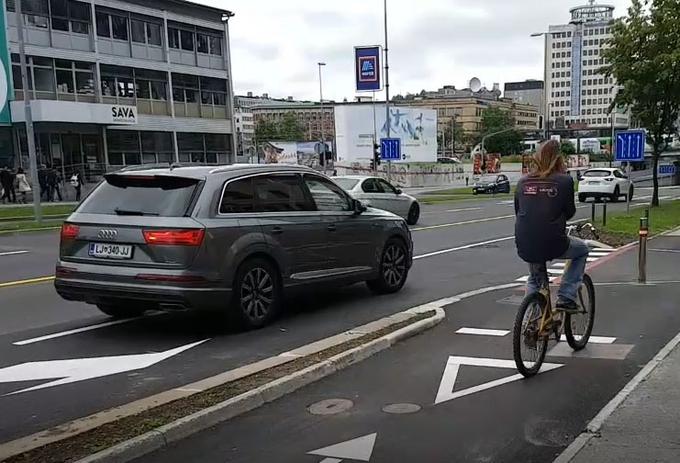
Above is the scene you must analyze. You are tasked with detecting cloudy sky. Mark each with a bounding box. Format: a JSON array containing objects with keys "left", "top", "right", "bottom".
[{"left": 198, "top": 0, "right": 632, "bottom": 101}]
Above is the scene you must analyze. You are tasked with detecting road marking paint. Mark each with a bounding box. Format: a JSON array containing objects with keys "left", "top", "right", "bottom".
[
  {"left": 649, "top": 248, "right": 680, "bottom": 254},
  {"left": 588, "top": 252, "right": 610, "bottom": 257},
  {"left": 586, "top": 257, "right": 598, "bottom": 262},
  {"left": 515, "top": 275, "right": 558, "bottom": 283},
  {"left": 308, "top": 433, "right": 377, "bottom": 462},
  {"left": 548, "top": 268, "right": 564, "bottom": 275},
  {"left": 558, "top": 335, "right": 616, "bottom": 344},
  {"left": 422, "top": 207, "right": 483, "bottom": 215},
  {"left": 0, "top": 275, "right": 54, "bottom": 288},
  {"left": 0, "top": 250, "right": 29, "bottom": 257},
  {"left": 434, "top": 356, "right": 563, "bottom": 405},
  {"left": 13, "top": 319, "right": 142, "bottom": 346},
  {"left": 412, "top": 214, "right": 515, "bottom": 232},
  {"left": 552, "top": 262, "right": 567, "bottom": 268},
  {"left": 456, "top": 327, "right": 509, "bottom": 337},
  {"left": 414, "top": 236, "right": 514, "bottom": 260}
]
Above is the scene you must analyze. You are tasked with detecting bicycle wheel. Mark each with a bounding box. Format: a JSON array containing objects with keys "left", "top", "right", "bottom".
[
  {"left": 564, "top": 274, "right": 596, "bottom": 351},
  {"left": 513, "top": 292, "right": 549, "bottom": 377}
]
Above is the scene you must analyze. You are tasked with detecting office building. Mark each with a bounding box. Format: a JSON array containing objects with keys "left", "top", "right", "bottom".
[
  {"left": 3, "top": 0, "right": 235, "bottom": 176},
  {"left": 251, "top": 103, "right": 335, "bottom": 143},
  {"left": 544, "top": 1, "right": 629, "bottom": 132},
  {"left": 504, "top": 80, "right": 544, "bottom": 115},
  {"left": 234, "top": 108, "right": 254, "bottom": 159}
]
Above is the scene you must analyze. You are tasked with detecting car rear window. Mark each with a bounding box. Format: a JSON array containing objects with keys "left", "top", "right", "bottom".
[
  {"left": 78, "top": 174, "right": 199, "bottom": 217},
  {"left": 334, "top": 178, "right": 360, "bottom": 190},
  {"left": 583, "top": 170, "right": 612, "bottom": 178}
]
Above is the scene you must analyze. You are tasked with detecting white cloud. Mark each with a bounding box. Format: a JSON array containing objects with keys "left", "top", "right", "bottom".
[{"left": 199, "top": 0, "right": 632, "bottom": 101}]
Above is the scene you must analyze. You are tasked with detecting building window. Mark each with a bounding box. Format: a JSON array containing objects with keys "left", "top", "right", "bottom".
[
  {"left": 131, "top": 18, "right": 162, "bottom": 46},
  {"left": 96, "top": 12, "right": 110, "bottom": 37},
  {"left": 107, "top": 131, "right": 174, "bottom": 166},
  {"left": 180, "top": 29, "right": 194, "bottom": 51},
  {"left": 111, "top": 14, "right": 128, "bottom": 41},
  {"left": 168, "top": 27, "right": 180, "bottom": 48},
  {"left": 50, "top": 0, "right": 90, "bottom": 34}
]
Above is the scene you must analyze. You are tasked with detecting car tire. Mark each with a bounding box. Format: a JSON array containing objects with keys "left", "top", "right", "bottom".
[
  {"left": 611, "top": 186, "right": 620, "bottom": 202},
  {"left": 406, "top": 203, "right": 420, "bottom": 225},
  {"left": 472, "top": 190, "right": 478, "bottom": 195},
  {"left": 578, "top": 194, "right": 587, "bottom": 203},
  {"left": 231, "top": 257, "right": 281, "bottom": 329},
  {"left": 96, "top": 303, "right": 145, "bottom": 319},
  {"left": 367, "top": 238, "right": 409, "bottom": 295}
]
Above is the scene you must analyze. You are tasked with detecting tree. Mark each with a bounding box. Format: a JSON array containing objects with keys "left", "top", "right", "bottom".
[
  {"left": 560, "top": 141, "right": 576, "bottom": 155},
  {"left": 601, "top": 0, "right": 680, "bottom": 206},
  {"left": 254, "top": 113, "right": 305, "bottom": 142},
  {"left": 479, "top": 107, "right": 524, "bottom": 155},
  {"left": 254, "top": 119, "right": 278, "bottom": 142}
]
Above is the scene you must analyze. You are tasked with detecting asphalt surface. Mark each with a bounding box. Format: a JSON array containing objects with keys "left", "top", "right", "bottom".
[{"left": 0, "top": 186, "right": 678, "bottom": 450}]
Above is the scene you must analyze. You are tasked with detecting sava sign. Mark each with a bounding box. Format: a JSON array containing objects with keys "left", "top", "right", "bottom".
[{"left": 111, "top": 105, "right": 137, "bottom": 124}]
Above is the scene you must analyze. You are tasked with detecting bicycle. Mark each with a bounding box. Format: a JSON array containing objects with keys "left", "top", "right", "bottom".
[{"left": 512, "top": 223, "right": 597, "bottom": 377}]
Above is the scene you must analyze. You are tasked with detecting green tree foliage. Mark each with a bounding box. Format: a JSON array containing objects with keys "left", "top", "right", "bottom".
[
  {"left": 479, "top": 107, "right": 524, "bottom": 155},
  {"left": 254, "top": 113, "right": 305, "bottom": 143},
  {"left": 601, "top": 0, "right": 680, "bottom": 206},
  {"left": 560, "top": 141, "right": 576, "bottom": 155}
]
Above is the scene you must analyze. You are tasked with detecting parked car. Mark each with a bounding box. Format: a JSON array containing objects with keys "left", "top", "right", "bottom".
[
  {"left": 472, "top": 174, "right": 511, "bottom": 195},
  {"left": 333, "top": 176, "right": 421, "bottom": 225},
  {"left": 54, "top": 165, "right": 413, "bottom": 329},
  {"left": 578, "top": 168, "right": 633, "bottom": 202},
  {"left": 437, "top": 156, "right": 461, "bottom": 164}
]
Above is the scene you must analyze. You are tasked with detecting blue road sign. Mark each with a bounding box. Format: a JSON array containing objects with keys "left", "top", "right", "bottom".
[
  {"left": 355, "top": 46, "right": 382, "bottom": 92},
  {"left": 615, "top": 130, "right": 646, "bottom": 162},
  {"left": 659, "top": 165, "right": 676, "bottom": 175},
  {"left": 380, "top": 138, "right": 401, "bottom": 161}
]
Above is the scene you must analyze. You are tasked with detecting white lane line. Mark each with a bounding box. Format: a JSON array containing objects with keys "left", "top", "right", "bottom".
[
  {"left": 414, "top": 236, "right": 514, "bottom": 260},
  {"left": 515, "top": 275, "right": 558, "bottom": 283},
  {"left": 559, "top": 335, "right": 617, "bottom": 344},
  {"left": 548, "top": 268, "right": 565, "bottom": 275},
  {"left": 552, "top": 262, "right": 567, "bottom": 268},
  {"left": 13, "top": 318, "right": 143, "bottom": 346},
  {"left": 456, "top": 327, "right": 509, "bottom": 337},
  {"left": 0, "top": 251, "right": 29, "bottom": 257},
  {"left": 586, "top": 257, "right": 598, "bottom": 262},
  {"left": 422, "top": 207, "right": 483, "bottom": 215},
  {"left": 412, "top": 214, "right": 515, "bottom": 232},
  {"left": 649, "top": 249, "right": 680, "bottom": 254}
]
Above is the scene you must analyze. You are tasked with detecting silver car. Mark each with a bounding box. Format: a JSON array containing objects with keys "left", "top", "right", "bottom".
[
  {"left": 55, "top": 165, "right": 413, "bottom": 329},
  {"left": 333, "top": 176, "right": 421, "bottom": 225}
]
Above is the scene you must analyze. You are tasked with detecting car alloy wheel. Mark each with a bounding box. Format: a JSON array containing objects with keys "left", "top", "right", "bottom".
[
  {"left": 382, "top": 242, "right": 407, "bottom": 288},
  {"left": 233, "top": 258, "right": 281, "bottom": 329},
  {"left": 407, "top": 203, "right": 420, "bottom": 225}
]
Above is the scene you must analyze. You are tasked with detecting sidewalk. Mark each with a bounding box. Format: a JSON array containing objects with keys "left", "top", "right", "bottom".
[{"left": 557, "top": 232, "right": 680, "bottom": 463}]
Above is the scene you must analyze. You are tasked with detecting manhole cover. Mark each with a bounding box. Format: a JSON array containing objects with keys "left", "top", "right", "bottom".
[
  {"left": 382, "top": 403, "right": 422, "bottom": 414},
  {"left": 308, "top": 398, "right": 354, "bottom": 415}
]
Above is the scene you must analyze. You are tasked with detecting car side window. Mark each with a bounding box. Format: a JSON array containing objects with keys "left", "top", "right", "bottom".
[
  {"left": 377, "top": 179, "right": 398, "bottom": 194},
  {"left": 362, "top": 179, "right": 382, "bottom": 193},
  {"left": 304, "top": 175, "right": 352, "bottom": 212},
  {"left": 219, "top": 177, "right": 255, "bottom": 214},
  {"left": 253, "top": 175, "right": 314, "bottom": 212},
  {"left": 613, "top": 170, "right": 624, "bottom": 178}
]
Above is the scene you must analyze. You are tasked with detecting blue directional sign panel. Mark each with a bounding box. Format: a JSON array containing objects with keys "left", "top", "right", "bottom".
[
  {"left": 659, "top": 165, "right": 676, "bottom": 175},
  {"left": 355, "top": 46, "right": 382, "bottom": 92},
  {"left": 380, "top": 138, "right": 401, "bottom": 161},
  {"left": 615, "top": 130, "right": 646, "bottom": 162}
]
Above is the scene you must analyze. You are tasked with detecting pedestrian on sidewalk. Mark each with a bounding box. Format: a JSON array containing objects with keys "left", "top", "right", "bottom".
[
  {"left": 70, "top": 170, "right": 84, "bottom": 201},
  {"left": 46, "top": 165, "right": 62, "bottom": 202},
  {"left": 15, "top": 168, "right": 31, "bottom": 204},
  {"left": 38, "top": 164, "right": 48, "bottom": 201},
  {"left": 0, "top": 166, "right": 16, "bottom": 204}
]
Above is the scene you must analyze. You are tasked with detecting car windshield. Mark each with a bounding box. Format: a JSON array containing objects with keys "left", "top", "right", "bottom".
[
  {"left": 333, "top": 178, "right": 360, "bottom": 190},
  {"left": 479, "top": 176, "right": 496, "bottom": 183},
  {"left": 583, "top": 170, "right": 612, "bottom": 178},
  {"left": 77, "top": 174, "right": 199, "bottom": 217}
]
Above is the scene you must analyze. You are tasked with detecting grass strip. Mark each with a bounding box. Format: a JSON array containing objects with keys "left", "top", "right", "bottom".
[
  {"left": 597, "top": 200, "right": 680, "bottom": 246},
  {"left": 4, "top": 311, "right": 433, "bottom": 463}
]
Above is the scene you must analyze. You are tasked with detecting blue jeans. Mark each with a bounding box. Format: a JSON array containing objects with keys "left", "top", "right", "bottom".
[{"left": 527, "top": 237, "right": 590, "bottom": 302}]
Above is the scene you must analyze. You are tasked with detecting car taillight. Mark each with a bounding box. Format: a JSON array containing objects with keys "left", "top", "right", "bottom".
[
  {"left": 143, "top": 229, "right": 205, "bottom": 246},
  {"left": 61, "top": 223, "right": 80, "bottom": 241}
]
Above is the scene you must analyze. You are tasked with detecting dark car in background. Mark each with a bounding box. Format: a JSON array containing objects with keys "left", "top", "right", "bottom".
[
  {"left": 472, "top": 174, "right": 511, "bottom": 195},
  {"left": 55, "top": 165, "right": 413, "bottom": 329}
]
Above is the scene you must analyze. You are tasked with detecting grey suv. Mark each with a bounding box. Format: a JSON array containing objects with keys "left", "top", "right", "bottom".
[{"left": 55, "top": 164, "right": 413, "bottom": 328}]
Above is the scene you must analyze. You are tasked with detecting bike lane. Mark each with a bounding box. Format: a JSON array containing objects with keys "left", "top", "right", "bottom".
[{"left": 135, "top": 238, "right": 680, "bottom": 463}]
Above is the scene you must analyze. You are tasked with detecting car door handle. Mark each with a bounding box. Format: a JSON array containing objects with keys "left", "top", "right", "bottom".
[
  {"left": 327, "top": 224, "right": 337, "bottom": 232},
  {"left": 271, "top": 226, "right": 283, "bottom": 235}
]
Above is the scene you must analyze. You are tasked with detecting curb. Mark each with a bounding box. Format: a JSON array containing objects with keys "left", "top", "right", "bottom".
[
  {"left": 553, "top": 329, "right": 680, "bottom": 463},
  {"left": 72, "top": 308, "right": 444, "bottom": 463}
]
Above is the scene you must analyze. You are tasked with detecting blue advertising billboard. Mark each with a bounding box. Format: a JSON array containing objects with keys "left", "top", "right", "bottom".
[{"left": 355, "top": 46, "right": 382, "bottom": 92}]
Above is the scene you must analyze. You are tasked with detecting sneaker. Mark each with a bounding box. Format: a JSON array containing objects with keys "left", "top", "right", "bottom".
[{"left": 556, "top": 298, "right": 579, "bottom": 314}]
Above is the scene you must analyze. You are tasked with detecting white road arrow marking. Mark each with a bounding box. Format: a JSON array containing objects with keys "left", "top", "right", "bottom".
[
  {"left": 434, "top": 356, "right": 563, "bottom": 405},
  {"left": 308, "top": 433, "right": 377, "bottom": 462},
  {"left": 0, "top": 340, "right": 208, "bottom": 395}
]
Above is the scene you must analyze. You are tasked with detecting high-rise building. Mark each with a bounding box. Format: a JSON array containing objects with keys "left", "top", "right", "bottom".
[
  {"left": 544, "top": 1, "right": 629, "bottom": 132},
  {"left": 504, "top": 81, "right": 544, "bottom": 115}
]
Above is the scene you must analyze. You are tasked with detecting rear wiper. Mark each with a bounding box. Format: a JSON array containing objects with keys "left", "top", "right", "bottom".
[{"left": 114, "top": 208, "right": 159, "bottom": 216}]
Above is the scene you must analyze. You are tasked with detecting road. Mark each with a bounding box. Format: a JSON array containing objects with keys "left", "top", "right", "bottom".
[{"left": 0, "top": 186, "right": 678, "bottom": 454}]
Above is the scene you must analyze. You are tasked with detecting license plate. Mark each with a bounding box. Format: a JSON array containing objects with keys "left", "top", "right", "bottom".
[
  {"left": 89, "top": 243, "right": 133, "bottom": 259},
  {"left": 588, "top": 181, "right": 600, "bottom": 185}
]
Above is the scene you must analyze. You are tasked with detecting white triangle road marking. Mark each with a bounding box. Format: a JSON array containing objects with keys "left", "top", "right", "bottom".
[
  {"left": 320, "top": 459, "right": 343, "bottom": 463},
  {"left": 559, "top": 335, "right": 616, "bottom": 344},
  {"left": 308, "top": 433, "right": 377, "bottom": 461},
  {"left": 456, "top": 327, "right": 510, "bottom": 337},
  {"left": 434, "top": 356, "right": 563, "bottom": 405}
]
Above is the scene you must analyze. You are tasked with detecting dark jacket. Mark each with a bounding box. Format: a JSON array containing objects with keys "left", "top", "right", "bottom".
[{"left": 514, "top": 173, "right": 576, "bottom": 264}]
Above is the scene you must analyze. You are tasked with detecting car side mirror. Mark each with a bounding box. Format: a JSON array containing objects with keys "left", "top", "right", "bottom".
[
  {"left": 353, "top": 199, "right": 367, "bottom": 214},
  {"left": 395, "top": 188, "right": 402, "bottom": 195}
]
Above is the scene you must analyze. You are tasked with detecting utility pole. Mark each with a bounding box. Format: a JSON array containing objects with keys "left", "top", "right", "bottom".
[
  {"left": 16, "top": 0, "right": 41, "bottom": 222},
  {"left": 383, "top": 0, "right": 391, "bottom": 180}
]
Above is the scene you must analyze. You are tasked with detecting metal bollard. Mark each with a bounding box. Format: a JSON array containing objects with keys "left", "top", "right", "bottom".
[
  {"left": 602, "top": 199, "right": 608, "bottom": 227},
  {"left": 638, "top": 217, "right": 648, "bottom": 284},
  {"left": 645, "top": 208, "right": 650, "bottom": 228},
  {"left": 591, "top": 202, "right": 596, "bottom": 222}
]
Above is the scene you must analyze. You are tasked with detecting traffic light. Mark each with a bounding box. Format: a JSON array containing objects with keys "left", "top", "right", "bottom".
[{"left": 372, "top": 143, "right": 381, "bottom": 171}]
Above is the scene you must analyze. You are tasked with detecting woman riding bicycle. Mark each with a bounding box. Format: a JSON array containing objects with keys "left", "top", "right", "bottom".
[{"left": 514, "top": 140, "right": 589, "bottom": 313}]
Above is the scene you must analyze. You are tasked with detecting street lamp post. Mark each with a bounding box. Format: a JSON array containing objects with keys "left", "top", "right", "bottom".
[
  {"left": 221, "top": 11, "right": 236, "bottom": 164},
  {"left": 384, "top": 0, "right": 391, "bottom": 180},
  {"left": 318, "top": 62, "right": 326, "bottom": 173},
  {"left": 531, "top": 31, "right": 551, "bottom": 140}
]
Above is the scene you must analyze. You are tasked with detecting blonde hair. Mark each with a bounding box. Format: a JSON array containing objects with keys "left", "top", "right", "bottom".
[{"left": 530, "top": 140, "right": 565, "bottom": 178}]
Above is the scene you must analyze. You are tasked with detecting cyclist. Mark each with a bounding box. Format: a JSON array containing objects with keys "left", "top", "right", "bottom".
[{"left": 514, "top": 140, "right": 589, "bottom": 313}]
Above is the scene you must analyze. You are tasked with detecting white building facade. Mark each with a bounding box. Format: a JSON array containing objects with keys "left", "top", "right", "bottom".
[
  {"left": 545, "top": 2, "right": 629, "bottom": 132},
  {"left": 234, "top": 108, "right": 254, "bottom": 160},
  {"left": 3, "top": 0, "right": 235, "bottom": 178}
]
